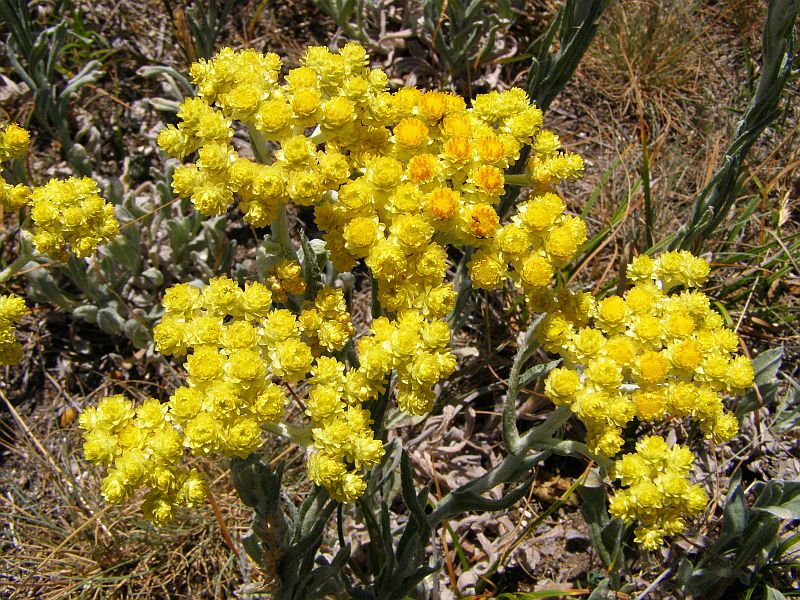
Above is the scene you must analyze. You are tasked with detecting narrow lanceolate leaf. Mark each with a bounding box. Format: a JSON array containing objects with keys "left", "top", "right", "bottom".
[
  {"left": 673, "top": 0, "right": 800, "bottom": 251},
  {"left": 737, "top": 346, "right": 783, "bottom": 418},
  {"left": 719, "top": 469, "right": 748, "bottom": 544},
  {"left": 753, "top": 480, "right": 800, "bottom": 521}
]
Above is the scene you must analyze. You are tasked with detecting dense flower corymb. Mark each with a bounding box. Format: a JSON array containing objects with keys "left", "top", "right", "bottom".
[
  {"left": 609, "top": 436, "right": 708, "bottom": 549},
  {"left": 82, "top": 277, "right": 386, "bottom": 519},
  {"left": 539, "top": 251, "right": 754, "bottom": 548},
  {"left": 540, "top": 251, "right": 751, "bottom": 458},
  {"left": 158, "top": 43, "right": 585, "bottom": 321},
  {"left": 27, "top": 177, "right": 119, "bottom": 259},
  {"left": 0, "top": 123, "right": 119, "bottom": 259},
  {"left": 0, "top": 123, "right": 31, "bottom": 210}
]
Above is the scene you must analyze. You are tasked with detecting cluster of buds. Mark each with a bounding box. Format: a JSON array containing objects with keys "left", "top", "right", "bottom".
[{"left": 266, "top": 258, "right": 307, "bottom": 302}]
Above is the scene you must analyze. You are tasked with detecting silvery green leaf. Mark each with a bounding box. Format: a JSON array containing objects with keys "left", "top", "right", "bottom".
[
  {"left": 750, "top": 347, "right": 784, "bottom": 383},
  {"left": 137, "top": 65, "right": 194, "bottom": 97},
  {"left": 124, "top": 319, "right": 151, "bottom": 349},
  {"left": 96, "top": 307, "right": 125, "bottom": 335},
  {"left": 65, "top": 256, "right": 103, "bottom": 298},
  {"left": 148, "top": 98, "right": 181, "bottom": 113},
  {"left": 25, "top": 266, "right": 74, "bottom": 312},
  {"left": 256, "top": 237, "right": 285, "bottom": 276},
  {"left": 730, "top": 519, "right": 781, "bottom": 576},
  {"left": 519, "top": 359, "right": 561, "bottom": 389},
  {"left": 114, "top": 204, "right": 135, "bottom": 222},
  {"left": 65, "top": 143, "right": 92, "bottom": 176},
  {"left": 191, "top": 250, "right": 214, "bottom": 278},
  {"left": 753, "top": 480, "right": 800, "bottom": 521},
  {"left": 676, "top": 557, "right": 695, "bottom": 588},
  {"left": 107, "top": 230, "right": 140, "bottom": 273},
  {"left": 141, "top": 268, "right": 164, "bottom": 288},
  {"left": 166, "top": 217, "right": 191, "bottom": 258},
  {"left": 587, "top": 579, "right": 613, "bottom": 600},
  {"left": 18, "top": 234, "right": 36, "bottom": 257},
  {"left": 240, "top": 532, "right": 264, "bottom": 569},
  {"left": 772, "top": 386, "right": 800, "bottom": 434},
  {"left": 719, "top": 469, "right": 748, "bottom": 544},
  {"left": 579, "top": 468, "right": 625, "bottom": 569},
  {"left": 299, "top": 231, "right": 325, "bottom": 300},
  {"left": 72, "top": 304, "right": 98, "bottom": 322},
  {"left": 739, "top": 346, "right": 783, "bottom": 414}
]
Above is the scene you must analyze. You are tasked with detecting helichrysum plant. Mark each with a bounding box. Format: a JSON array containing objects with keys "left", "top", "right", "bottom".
[{"left": 65, "top": 42, "right": 760, "bottom": 596}]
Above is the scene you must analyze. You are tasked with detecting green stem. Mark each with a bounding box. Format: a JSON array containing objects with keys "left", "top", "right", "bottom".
[
  {"left": 370, "top": 274, "right": 382, "bottom": 319},
  {"left": 264, "top": 421, "right": 313, "bottom": 447},
  {"left": 370, "top": 373, "right": 394, "bottom": 442},
  {"left": 246, "top": 124, "right": 271, "bottom": 165},
  {"left": 245, "top": 124, "right": 297, "bottom": 262},
  {"left": 503, "top": 173, "right": 530, "bottom": 187},
  {"left": 502, "top": 315, "right": 545, "bottom": 453},
  {"left": 272, "top": 203, "right": 297, "bottom": 261},
  {"left": 0, "top": 253, "right": 34, "bottom": 285}
]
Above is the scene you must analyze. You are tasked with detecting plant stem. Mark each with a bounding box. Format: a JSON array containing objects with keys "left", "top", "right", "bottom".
[
  {"left": 246, "top": 124, "right": 271, "bottom": 165},
  {"left": 503, "top": 173, "right": 530, "bottom": 187},
  {"left": 264, "top": 421, "right": 313, "bottom": 447},
  {"left": 246, "top": 124, "right": 297, "bottom": 261},
  {"left": 0, "top": 253, "right": 34, "bottom": 285},
  {"left": 272, "top": 203, "right": 297, "bottom": 260},
  {"left": 446, "top": 247, "right": 473, "bottom": 331}
]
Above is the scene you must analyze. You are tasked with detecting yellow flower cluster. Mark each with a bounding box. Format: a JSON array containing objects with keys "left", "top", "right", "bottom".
[
  {"left": 27, "top": 177, "right": 119, "bottom": 259},
  {"left": 82, "top": 277, "right": 385, "bottom": 518},
  {"left": 1, "top": 125, "right": 118, "bottom": 259},
  {"left": 306, "top": 354, "right": 386, "bottom": 502},
  {"left": 0, "top": 123, "right": 29, "bottom": 162},
  {"left": 540, "top": 251, "right": 753, "bottom": 458},
  {"left": 266, "top": 258, "right": 307, "bottom": 302},
  {"left": 468, "top": 190, "right": 586, "bottom": 294},
  {"left": 0, "top": 123, "right": 31, "bottom": 209},
  {"left": 359, "top": 313, "right": 456, "bottom": 415},
  {"left": 608, "top": 436, "right": 708, "bottom": 549},
  {"left": 158, "top": 43, "right": 585, "bottom": 316},
  {"left": 0, "top": 294, "right": 26, "bottom": 365},
  {"left": 79, "top": 395, "right": 208, "bottom": 524}
]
